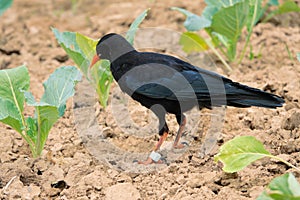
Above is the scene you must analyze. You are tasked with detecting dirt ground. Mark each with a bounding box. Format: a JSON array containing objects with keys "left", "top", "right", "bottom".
[{"left": 1, "top": 0, "right": 300, "bottom": 199}]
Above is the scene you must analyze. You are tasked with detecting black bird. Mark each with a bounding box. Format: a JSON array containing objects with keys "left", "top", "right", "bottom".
[{"left": 90, "top": 33, "right": 284, "bottom": 164}]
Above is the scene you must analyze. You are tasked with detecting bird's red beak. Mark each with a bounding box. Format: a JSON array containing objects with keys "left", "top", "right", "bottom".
[{"left": 90, "top": 54, "right": 100, "bottom": 68}]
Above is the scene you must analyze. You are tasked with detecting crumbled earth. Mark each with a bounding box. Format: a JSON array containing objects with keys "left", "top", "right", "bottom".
[{"left": 0, "top": 0, "right": 300, "bottom": 199}]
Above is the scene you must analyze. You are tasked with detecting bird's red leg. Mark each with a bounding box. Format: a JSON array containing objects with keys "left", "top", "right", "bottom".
[
  {"left": 154, "top": 131, "right": 168, "bottom": 151},
  {"left": 173, "top": 116, "right": 187, "bottom": 149},
  {"left": 138, "top": 131, "right": 168, "bottom": 165}
]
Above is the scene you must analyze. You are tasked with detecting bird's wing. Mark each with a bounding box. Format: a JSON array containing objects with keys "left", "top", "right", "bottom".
[{"left": 120, "top": 57, "right": 231, "bottom": 102}]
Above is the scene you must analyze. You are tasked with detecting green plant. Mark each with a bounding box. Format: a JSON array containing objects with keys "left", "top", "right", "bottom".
[
  {"left": 0, "top": 65, "right": 81, "bottom": 157},
  {"left": 53, "top": 9, "right": 149, "bottom": 108},
  {"left": 0, "top": 0, "right": 13, "bottom": 16},
  {"left": 263, "top": 0, "right": 300, "bottom": 23},
  {"left": 52, "top": 28, "right": 110, "bottom": 107},
  {"left": 257, "top": 173, "right": 300, "bottom": 199},
  {"left": 172, "top": 0, "right": 300, "bottom": 67},
  {"left": 214, "top": 136, "right": 300, "bottom": 173},
  {"left": 215, "top": 136, "right": 300, "bottom": 199}
]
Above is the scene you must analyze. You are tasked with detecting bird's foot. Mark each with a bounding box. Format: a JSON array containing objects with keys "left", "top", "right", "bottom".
[
  {"left": 134, "top": 151, "right": 164, "bottom": 165},
  {"left": 173, "top": 141, "right": 189, "bottom": 149},
  {"left": 136, "top": 157, "right": 164, "bottom": 165}
]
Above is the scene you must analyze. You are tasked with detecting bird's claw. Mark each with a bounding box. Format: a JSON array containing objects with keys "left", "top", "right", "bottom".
[
  {"left": 136, "top": 157, "right": 164, "bottom": 165},
  {"left": 134, "top": 151, "right": 165, "bottom": 165},
  {"left": 173, "top": 141, "right": 189, "bottom": 149}
]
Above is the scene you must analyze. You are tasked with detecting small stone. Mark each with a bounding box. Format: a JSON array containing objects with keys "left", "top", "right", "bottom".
[
  {"left": 282, "top": 111, "right": 300, "bottom": 130},
  {"left": 51, "top": 143, "right": 63, "bottom": 152},
  {"left": 176, "top": 174, "right": 186, "bottom": 185}
]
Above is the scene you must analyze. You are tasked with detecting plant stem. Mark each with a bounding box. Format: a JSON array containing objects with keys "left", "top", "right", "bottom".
[
  {"left": 36, "top": 108, "right": 42, "bottom": 157},
  {"left": 206, "top": 39, "right": 232, "bottom": 72},
  {"left": 238, "top": 0, "right": 260, "bottom": 64},
  {"left": 268, "top": 155, "right": 300, "bottom": 173},
  {"left": 238, "top": 30, "right": 251, "bottom": 64},
  {"left": 284, "top": 41, "right": 294, "bottom": 61},
  {"left": 217, "top": 45, "right": 228, "bottom": 60},
  {"left": 20, "top": 130, "right": 36, "bottom": 156}
]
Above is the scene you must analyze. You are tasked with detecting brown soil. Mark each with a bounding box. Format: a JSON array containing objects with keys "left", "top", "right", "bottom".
[{"left": 1, "top": 0, "right": 300, "bottom": 199}]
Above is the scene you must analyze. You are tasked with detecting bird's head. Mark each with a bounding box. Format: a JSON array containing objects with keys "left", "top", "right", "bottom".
[{"left": 90, "top": 33, "right": 135, "bottom": 68}]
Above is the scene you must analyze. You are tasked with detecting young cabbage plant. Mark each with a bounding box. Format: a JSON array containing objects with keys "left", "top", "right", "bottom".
[
  {"left": 257, "top": 173, "right": 300, "bottom": 200},
  {"left": 53, "top": 9, "right": 149, "bottom": 108},
  {"left": 172, "top": 0, "right": 300, "bottom": 67},
  {"left": 0, "top": 65, "right": 81, "bottom": 157},
  {"left": 214, "top": 135, "right": 300, "bottom": 173},
  {"left": 215, "top": 135, "right": 300, "bottom": 199}
]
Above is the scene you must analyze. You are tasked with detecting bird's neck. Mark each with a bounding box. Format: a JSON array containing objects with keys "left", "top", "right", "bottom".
[
  {"left": 106, "top": 43, "right": 136, "bottom": 62},
  {"left": 110, "top": 50, "right": 138, "bottom": 81}
]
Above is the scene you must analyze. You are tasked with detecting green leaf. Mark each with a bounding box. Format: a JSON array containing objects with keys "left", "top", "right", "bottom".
[
  {"left": 202, "top": 0, "right": 244, "bottom": 23},
  {"left": 0, "top": 65, "right": 29, "bottom": 131},
  {"left": 287, "top": 174, "right": 300, "bottom": 196},
  {"left": 0, "top": 65, "right": 29, "bottom": 112},
  {"left": 205, "top": 0, "right": 244, "bottom": 8},
  {"left": 214, "top": 136, "right": 271, "bottom": 173},
  {"left": 179, "top": 32, "right": 209, "bottom": 53},
  {"left": 211, "top": 31, "right": 230, "bottom": 48},
  {"left": 211, "top": 1, "right": 249, "bottom": 61},
  {"left": 211, "top": 1, "right": 249, "bottom": 43},
  {"left": 297, "top": 53, "right": 300, "bottom": 62},
  {"left": 257, "top": 191, "right": 275, "bottom": 200},
  {"left": 41, "top": 66, "right": 82, "bottom": 116},
  {"left": 268, "top": 0, "right": 279, "bottom": 6},
  {"left": 171, "top": 7, "right": 211, "bottom": 31},
  {"left": 202, "top": 5, "right": 219, "bottom": 20},
  {"left": 126, "top": 8, "right": 149, "bottom": 45},
  {"left": 25, "top": 117, "right": 37, "bottom": 143},
  {"left": 52, "top": 28, "right": 89, "bottom": 76},
  {"left": 34, "top": 105, "right": 59, "bottom": 155},
  {"left": 23, "top": 90, "right": 38, "bottom": 105},
  {"left": 278, "top": 0, "right": 300, "bottom": 14},
  {"left": 75, "top": 32, "right": 98, "bottom": 75},
  {"left": 247, "top": 0, "right": 263, "bottom": 31},
  {"left": 90, "top": 60, "right": 113, "bottom": 108},
  {"left": 0, "top": 98, "right": 22, "bottom": 133},
  {"left": 0, "top": 0, "right": 13, "bottom": 16},
  {"left": 76, "top": 33, "right": 97, "bottom": 58},
  {"left": 257, "top": 173, "right": 300, "bottom": 200},
  {"left": 25, "top": 105, "right": 59, "bottom": 156}
]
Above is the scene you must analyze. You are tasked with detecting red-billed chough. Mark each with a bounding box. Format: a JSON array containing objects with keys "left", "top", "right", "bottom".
[{"left": 90, "top": 33, "right": 284, "bottom": 164}]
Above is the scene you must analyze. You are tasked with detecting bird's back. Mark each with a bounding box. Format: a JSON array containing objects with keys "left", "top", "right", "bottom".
[{"left": 111, "top": 51, "right": 284, "bottom": 112}]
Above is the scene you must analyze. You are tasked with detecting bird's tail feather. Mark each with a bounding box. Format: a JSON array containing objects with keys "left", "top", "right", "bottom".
[{"left": 225, "top": 82, "right": 285, "bottom": 108}]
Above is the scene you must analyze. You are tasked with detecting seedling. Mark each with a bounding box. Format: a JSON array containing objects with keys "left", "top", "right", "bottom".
[
  {"left": 263, "top": 0, "right": 300, "bottom": 23},
  {"left": 215, "top": 136, "right": 300, "bottom": 199},
  {"left": 172, "top": 0, "right": 300, "bottom": 67},
  {"left": 258, "top": 173, "right": 300, "bottom": 199},
  {"left": 0, "top": 65, "right": 81, "bottom": 157},
  {"left": 214, "top": 136, "right": 300, "bottom": 173},
  {"left": 53, "top": 9, "right": 149, "bottom": 108}
]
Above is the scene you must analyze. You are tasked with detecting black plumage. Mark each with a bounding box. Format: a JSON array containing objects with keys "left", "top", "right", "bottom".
[{"left": 90, "top": 33, "right": 284, "bottom": 164}]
